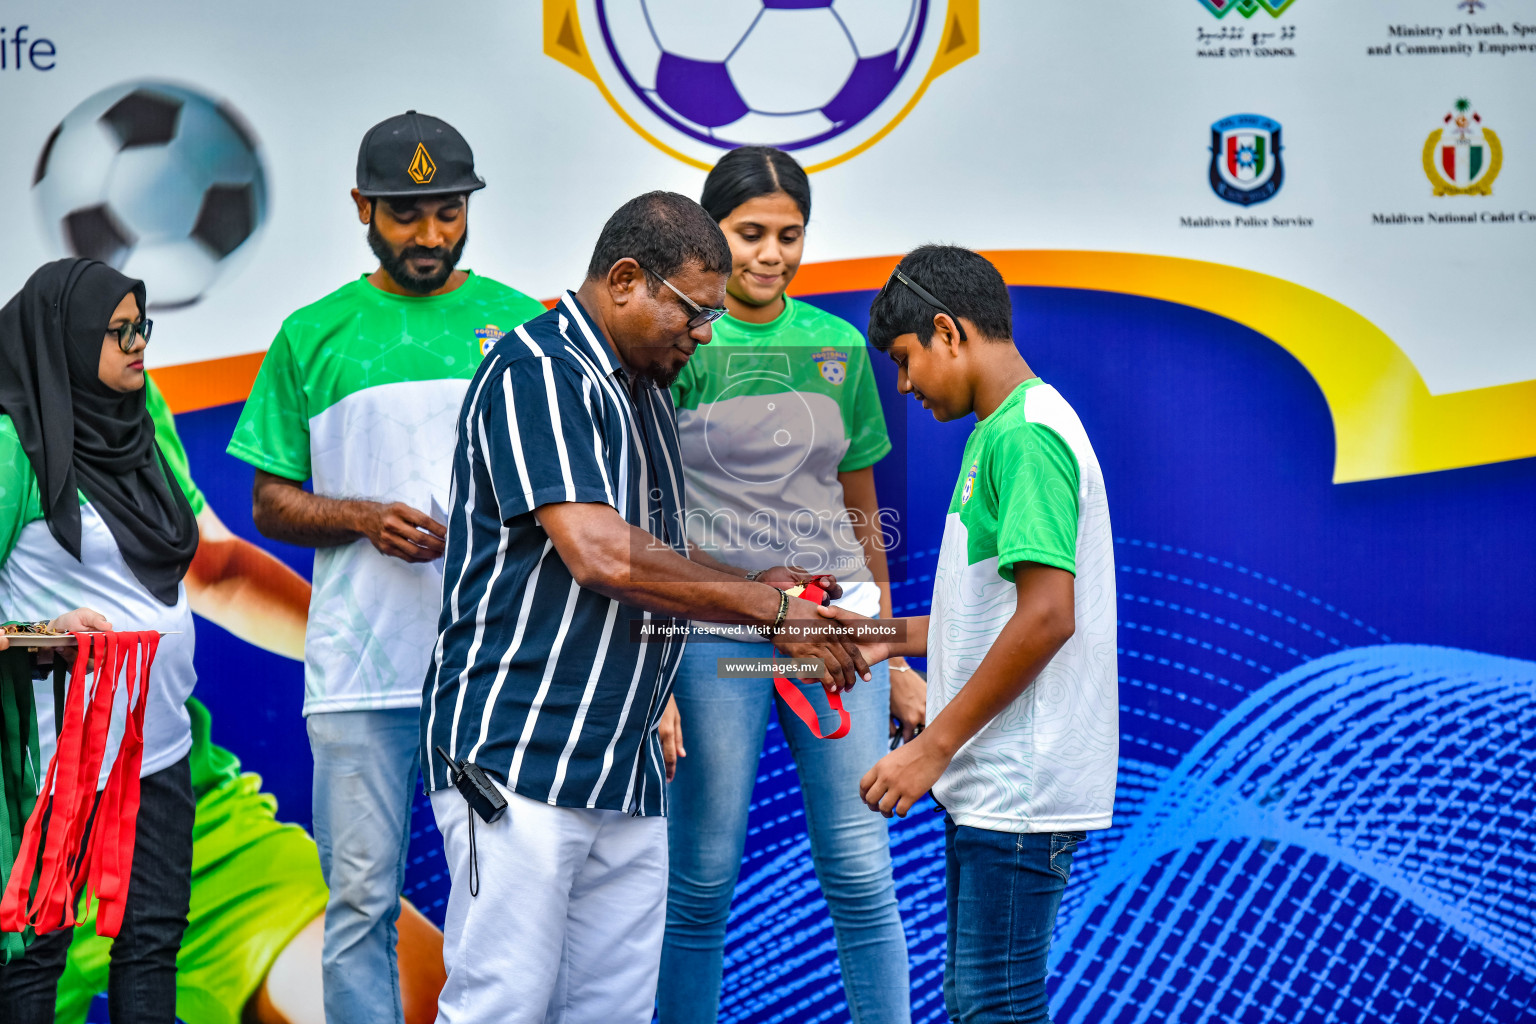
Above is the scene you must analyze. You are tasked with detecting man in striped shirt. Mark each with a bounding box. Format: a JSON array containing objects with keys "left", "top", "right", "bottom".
[{"left": 421, "top": 192, "right": 871, "bottom": 1024}]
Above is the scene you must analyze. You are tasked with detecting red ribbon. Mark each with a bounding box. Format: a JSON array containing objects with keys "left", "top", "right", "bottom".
[
  {"left": 0, "top": 631, "right": 157, "bottom": 938},
  {"left": 773, "top": 584, "right": 851, "bottom": 741}
]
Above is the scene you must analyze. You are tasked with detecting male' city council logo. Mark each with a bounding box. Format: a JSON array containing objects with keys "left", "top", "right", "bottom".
[
  {"left": 1423, "top": 98, "right": 1501, "bottom": 196},
  {"left": 1197, "top": 0, "right": 1296, "bottom": 17},
  {"left": 543, "top": 0, "right": 978, "bottom": 172},
  {"left": 1209, "top": 114, "right": 1284, "bottom": 206}
]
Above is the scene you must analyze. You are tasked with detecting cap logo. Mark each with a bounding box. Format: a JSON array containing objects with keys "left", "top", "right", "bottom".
[{"left": 408, "top": 143, "right": 437, "bottom": 185}]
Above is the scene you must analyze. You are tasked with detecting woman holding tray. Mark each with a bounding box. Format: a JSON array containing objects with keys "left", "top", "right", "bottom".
[
  {"left": 659, "top": 147, "right": 923, "bottom": 1024},
  {"left": 0, "top": 258, "right": 201, "bottom": 1023}
]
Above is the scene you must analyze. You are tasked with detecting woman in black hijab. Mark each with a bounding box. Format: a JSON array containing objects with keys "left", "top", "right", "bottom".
[
  {"left": 0, "top": 258, "right": 201, "bottom": 1023},
  {"left": 0, "top": 258, "right": 199, "bottom": 598}
]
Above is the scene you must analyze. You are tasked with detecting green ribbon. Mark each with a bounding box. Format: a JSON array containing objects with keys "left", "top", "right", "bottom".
[{"left": 0, "top": 646, "right": 43, "bottom": 963}]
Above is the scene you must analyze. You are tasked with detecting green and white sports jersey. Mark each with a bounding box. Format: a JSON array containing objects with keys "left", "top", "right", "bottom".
[
  {"left": 672, "top": 297, "right": 891, "bottom": 628},
  {"left": 227, "top": 272, "right": 545, "bottom": 715},
  {"left": 928, "top": 377, "right": 1117, "bottom": 832},
  {"left": 0, "top": 376, "right": 203, "bottom": 788}
]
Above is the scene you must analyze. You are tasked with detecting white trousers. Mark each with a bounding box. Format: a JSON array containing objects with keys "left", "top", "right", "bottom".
[{"left": 430, "top": 784, "right": 667, "bottom": 1024}]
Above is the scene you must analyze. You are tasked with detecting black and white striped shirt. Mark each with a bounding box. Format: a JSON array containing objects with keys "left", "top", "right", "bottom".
[{"left": 420, "top": 292, "right": 689, "bottom": 816}]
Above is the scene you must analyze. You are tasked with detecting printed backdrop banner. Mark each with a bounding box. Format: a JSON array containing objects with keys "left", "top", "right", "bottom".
[{"left": 1, "top": 1, "right": 1532, "bottom": 1022}]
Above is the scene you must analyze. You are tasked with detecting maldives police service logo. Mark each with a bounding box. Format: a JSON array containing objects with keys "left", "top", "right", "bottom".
[
  {"left": 1423, "top": 98, "right": 1501, "bottom": 196},
  {"left": 543, "top": 0, "right": 978, "bottom": 172},
  {"left": 1198, "top": 0, "right": 1296, "bottom": 17},
  {"left": 1209, "top": 114, "right": 1284, "bottom": 206},
  {"left": 813, "top": 347, "right": 847, "bottom": 385}
]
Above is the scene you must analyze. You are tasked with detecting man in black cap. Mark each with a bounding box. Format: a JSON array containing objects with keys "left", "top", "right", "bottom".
[{"left": 227, "top": 111, "right": 545, "bottom": 1024}]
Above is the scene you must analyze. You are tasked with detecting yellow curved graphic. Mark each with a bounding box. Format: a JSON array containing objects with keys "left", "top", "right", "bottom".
[
  {"left": 789, "top": 252, "right": 1536, "bottom": 484},
  {"left": 542, "top": 0, "right": 978, "bottom": 174},
  {"left": 161, "top": 253, "right": 1533, "bottom": 484}
]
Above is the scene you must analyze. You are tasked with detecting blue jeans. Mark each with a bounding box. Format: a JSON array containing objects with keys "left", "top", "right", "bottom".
[
  {"left": 943, "top": 818, "right": 1086, "bottom": 1024},
  {"left": 659, "top": 637, "right": 909, "bottom": 1024},
  {"left": 307, "top": 707, "right": 420, "bottom": 1024}
]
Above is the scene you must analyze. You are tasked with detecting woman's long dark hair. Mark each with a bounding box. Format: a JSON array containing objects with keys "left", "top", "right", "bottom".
[{"left": 700, "top": 146, "right": 811, "bottom": 225}]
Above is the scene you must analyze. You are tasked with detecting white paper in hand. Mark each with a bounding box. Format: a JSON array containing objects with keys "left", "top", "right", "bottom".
[{"left": 429, "top": 494, "right": 451, "bottom": 576}]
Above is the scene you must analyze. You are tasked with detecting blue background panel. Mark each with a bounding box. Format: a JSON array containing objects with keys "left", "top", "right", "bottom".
[{"left": 128, "top": 284, "right": 1533, "bottom": 1024}]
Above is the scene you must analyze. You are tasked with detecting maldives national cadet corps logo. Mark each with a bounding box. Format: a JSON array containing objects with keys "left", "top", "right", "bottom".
[
  {"left": 1209, "top": 114, "right": 1284, "bottom": 206},
  {"left": 1197, "top": 0, "right": 1296, "bottom": 17},
  {"left": 544, "top": 0, "right": 977, "bottom": 172},
  {"left": 1423, "top": 98, "right": 1501, "bottom": 196}
]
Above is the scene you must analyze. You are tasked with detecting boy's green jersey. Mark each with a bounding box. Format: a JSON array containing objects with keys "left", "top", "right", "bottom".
[{"left": 928, "top": 378, "right": 1118, "bottom": 832}]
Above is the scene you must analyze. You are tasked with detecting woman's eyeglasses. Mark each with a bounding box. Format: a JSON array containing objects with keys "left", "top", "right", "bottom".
[
  {"left": 109, "top": 319, "right": 153, "bottom": 353},
  {"left": 638, "top": 264, "right": 727, "bottom": 330}
]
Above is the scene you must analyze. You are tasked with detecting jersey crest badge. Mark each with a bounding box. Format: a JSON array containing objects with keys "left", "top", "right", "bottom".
[
  {"left": 812, "top": 347, "right": 848, "bottom": 385},
  {"left": 961, "top": 462, "right": 978, "bottom": 505},
  {"left": 476, "top": 325, "right": 503, "bottom": 357}
]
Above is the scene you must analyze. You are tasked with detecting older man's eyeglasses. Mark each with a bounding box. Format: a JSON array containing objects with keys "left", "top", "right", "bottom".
[
  {"left": 638, "top": 264, "right": 727, "bottom": 330},
  {"left": 109, "top": 319, "right": 153, "bottom": 353}
]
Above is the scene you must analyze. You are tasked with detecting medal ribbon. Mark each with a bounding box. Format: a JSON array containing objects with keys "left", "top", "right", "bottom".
[
  {"left": 0, "top": 631, "right": 157, "bottom": 938},
  {"left": 772, "top": 583, "right": 851, "bottom": 741}
]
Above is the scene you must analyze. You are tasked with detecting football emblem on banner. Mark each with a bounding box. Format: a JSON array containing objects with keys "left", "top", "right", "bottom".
[
  {"left": 32, "top": 80, "right": 268, "bottom": 308},
  {"left": 1209, "top": 114, "right": 1284, "bottom": 206},
  {"left": 544, "top": 0, "right": 978, "bottom": 172},
  {"left": 1423, "top": 98, "right": 1501, "bottom": 196}
]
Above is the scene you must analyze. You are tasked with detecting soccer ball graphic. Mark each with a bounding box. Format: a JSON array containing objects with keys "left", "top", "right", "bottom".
[
  {"left": 597, "top": 0, "right": 929, "bottom": 151},
  {"left": 33, "top": 81, "right": 268, "bottom": 308}
]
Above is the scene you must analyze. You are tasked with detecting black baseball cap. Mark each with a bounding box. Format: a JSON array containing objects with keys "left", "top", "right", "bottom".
[{"left": 356, "top": 110, "right": 485, "bottom": 199}]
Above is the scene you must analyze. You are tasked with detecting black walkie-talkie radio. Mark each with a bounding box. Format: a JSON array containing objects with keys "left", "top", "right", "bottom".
[{"left": 435, "top": 746, "right": 508, "bottom": 823}]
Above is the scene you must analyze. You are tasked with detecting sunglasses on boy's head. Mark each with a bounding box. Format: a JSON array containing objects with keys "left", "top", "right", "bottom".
[
  {"left": 638, "top": 264, "right": 727, "bottom": 330},
  {"left": 108, "top": 318, "right": 153, "bottom": 353},
  {"left": 891, "top": 269, "right": 968, "bottom": 342}
]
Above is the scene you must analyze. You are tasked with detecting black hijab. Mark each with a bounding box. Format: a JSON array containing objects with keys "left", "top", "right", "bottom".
[{"left": 0, "top": 258, "right": 198, "bottom": 605}]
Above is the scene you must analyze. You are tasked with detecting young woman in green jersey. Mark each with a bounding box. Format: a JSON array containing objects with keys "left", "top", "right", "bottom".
[{"left": 659, "top": 147, "right": 921, "bottom": 1024}]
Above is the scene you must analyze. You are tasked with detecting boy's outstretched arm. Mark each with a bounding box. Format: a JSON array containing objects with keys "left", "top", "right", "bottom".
[
  {"left": 858, "top": 563, "right": 1076, "bottom": 818},
  {"left": 816, "top": 607, "right": 929, "bottom": 662}
]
